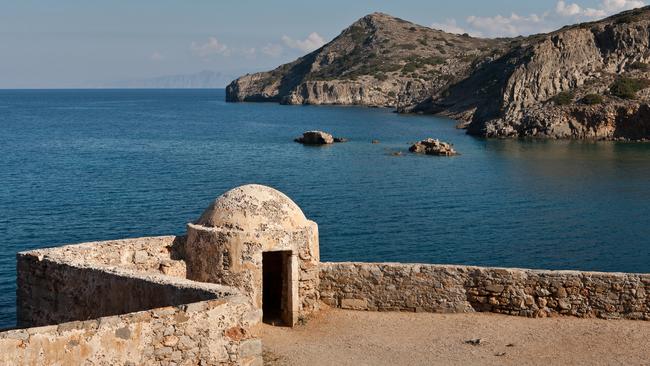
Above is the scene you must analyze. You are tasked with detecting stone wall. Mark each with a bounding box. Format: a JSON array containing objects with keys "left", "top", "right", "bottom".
[
  {"left": 21, "top": 236, "right": 188, "bottom": 277},
  {"left": 17, "top": 254, "right": 235, "bottom": 327},
  {"left": 1, "top": 296, "right": 261, "bottom": 365},
  {"left": 10, "top": 236, "right": 263, "bottom": 365},
  {"left": 320, "top": 262, "right": 650, "bottom": 320}
]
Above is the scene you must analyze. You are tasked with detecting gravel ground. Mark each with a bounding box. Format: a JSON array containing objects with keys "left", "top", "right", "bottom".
[{"left": 261, "top": 308, "right": 650, "bottom": 366}]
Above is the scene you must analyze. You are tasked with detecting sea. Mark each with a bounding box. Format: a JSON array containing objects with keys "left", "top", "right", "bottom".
[{"left": 1, "top": 88, "right": 649, "bottom": 328}]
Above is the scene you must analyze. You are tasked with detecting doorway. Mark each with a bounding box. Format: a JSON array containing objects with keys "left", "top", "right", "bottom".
[{"left": 262, "top": 251, "right": 291, "bottom": 325}]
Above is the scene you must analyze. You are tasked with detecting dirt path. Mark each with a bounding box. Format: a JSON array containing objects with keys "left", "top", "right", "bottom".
[{"left": 261, "top": 308, "right": 650, "bottom": 365}]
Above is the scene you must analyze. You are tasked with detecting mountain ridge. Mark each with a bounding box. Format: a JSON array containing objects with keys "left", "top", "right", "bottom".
[{"left": 227, "top": 13, "right": 509, "bottom": 108}]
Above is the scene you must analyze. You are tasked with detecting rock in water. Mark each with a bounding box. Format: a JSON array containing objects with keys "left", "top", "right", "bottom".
[
  {"left": 409, "top": 138, "right": 457, "bottom": 156},
  {"left": 333, "top": 137, "right": 348, "bottom": 143},
  {"left": 295, "top": 131, "right": 335, "bottom": 145}
]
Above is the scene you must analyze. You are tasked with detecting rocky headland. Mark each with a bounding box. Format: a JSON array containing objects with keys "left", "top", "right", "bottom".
[
  {"left": 227, "top": 12, "right": 507, "bottom": 110},
  {"left": 227, "top": 8, "right": 650, "bottom": 141}
]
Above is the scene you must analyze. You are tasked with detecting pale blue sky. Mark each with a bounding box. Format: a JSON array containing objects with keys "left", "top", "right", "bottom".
[{"left": 0, "top": 0, "right": 645, "bottom": 88}]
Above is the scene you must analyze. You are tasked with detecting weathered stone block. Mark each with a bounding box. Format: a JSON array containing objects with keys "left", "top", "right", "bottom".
[
  {"left": 239, "top": 339, "right": 262, "bottom": 358},
  {"left": 341, "top": 298, "right": 368, "bottom": 310},
  {"left": 321, "top": 297, "right": 337, "bottom": 307}
]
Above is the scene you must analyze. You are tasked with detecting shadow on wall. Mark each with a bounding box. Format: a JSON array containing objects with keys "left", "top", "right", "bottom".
[{"left": 16, "top": 253, "right": 229, "bottom": 328}]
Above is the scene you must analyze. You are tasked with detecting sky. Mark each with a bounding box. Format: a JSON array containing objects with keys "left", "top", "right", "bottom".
[{"left": 0, "top": 0, "right": 645, "bottom": 88}]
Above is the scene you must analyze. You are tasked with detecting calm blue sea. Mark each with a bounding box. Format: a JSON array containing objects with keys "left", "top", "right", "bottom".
[{"left": 1, "top": 88, "right": 650, "bottom": 327}]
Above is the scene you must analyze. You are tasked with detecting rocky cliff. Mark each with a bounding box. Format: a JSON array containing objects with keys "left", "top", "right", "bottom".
[
  {"left": 426, "top": 7, "right": 650, "bottom": 140},
  {"left": 227, "top": 8, "right": 650, "bottom": 140}
]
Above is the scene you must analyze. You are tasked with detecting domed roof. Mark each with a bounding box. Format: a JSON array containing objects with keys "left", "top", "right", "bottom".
[{"left": 195, "top": 184, "right": 308, "bottom": 232}]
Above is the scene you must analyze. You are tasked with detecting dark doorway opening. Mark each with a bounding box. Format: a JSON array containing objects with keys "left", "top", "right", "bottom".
[{"left": 262, "top": 251, "right": 289, "bottom": 325}]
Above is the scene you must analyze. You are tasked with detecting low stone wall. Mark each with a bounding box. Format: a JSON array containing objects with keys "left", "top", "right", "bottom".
[
  {"left": 10, "top": 236, "right": 263, "bottom": 365},
  {"left": 17, "top": 254, "right": 235, "bottom": 327},
  {"left": 1, "top": 296, "right": 261, "bottom": 365},
  {"left": 319, "top": 262, "right": 650, "bottom": 320},
  {"left": 21, "top": 236, "right": 188, "bottom": 277}
]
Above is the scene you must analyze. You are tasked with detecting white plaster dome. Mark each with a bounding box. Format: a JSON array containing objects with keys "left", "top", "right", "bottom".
[{"left": 195, "top": 184, "right": 308, "bottom": 232}]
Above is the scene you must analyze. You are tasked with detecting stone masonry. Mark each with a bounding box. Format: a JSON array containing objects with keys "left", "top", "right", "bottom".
[
  {"left": 1, "top": 297, "right": 260, "bottom": 365},
  {"left": 184, "top": 184, "right": 320, "bottom": 326},
  {"left": 320, "top": 262, "right": 650, "bottom": 320},
  {"left": 6, "top": 235, "right": 262, "bottom": 365}
]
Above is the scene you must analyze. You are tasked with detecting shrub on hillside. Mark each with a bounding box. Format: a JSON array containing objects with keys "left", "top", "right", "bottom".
[
  {"left": 628, "top": 62, "right": 649, "bottom": 71},
  {"left": 424, "top": 56, "right": 445, "bottom": 65},
  {"left": 581, "top": 94, "right": 604, "bottom": 105},
  {"left": 374, "top": 73, "right": 388, "bottom": 81},
  {"left": 552, "top": 91, "right": 574, "bottom": 105},
  {"left": 402, "top": 63, "right": 418, "bottom": 73},
  {"left": 610, "top": 77, "right": 650, "bottom": 99}
]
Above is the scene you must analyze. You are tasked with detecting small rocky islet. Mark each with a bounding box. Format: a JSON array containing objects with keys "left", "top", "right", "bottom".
[
  {"left": 296, "top": 131, "right": 457, "bottom": 156},
  {"left": 409, "top": 138, "right": 457, "bottom": 156}
]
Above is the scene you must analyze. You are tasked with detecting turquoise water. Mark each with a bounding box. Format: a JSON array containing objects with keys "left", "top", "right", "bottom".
[{"left": 1, "top": 89, "right": 650, "bottom": 327}]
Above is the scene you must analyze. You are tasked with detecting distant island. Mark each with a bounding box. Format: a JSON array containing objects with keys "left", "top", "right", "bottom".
[
  {"left": 226, "top": 7, "right": 650, "bottom": 141},
  {"left": 105, "top": 70, "right": 235, "bottom": 89}
]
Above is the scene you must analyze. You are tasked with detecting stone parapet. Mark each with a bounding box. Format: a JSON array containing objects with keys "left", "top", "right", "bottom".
[
  {"left": 320, "top": 262, "right": 650, "bottom": 320},
  {"left": 7, "top": 235, "right": 263, "bottom": 365},
  {"left": 1, "top": 296, "right": 261, "bottom": 365}
]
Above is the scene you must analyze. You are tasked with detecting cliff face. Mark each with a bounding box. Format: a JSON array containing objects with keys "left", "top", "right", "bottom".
[
  {"left": 226, "top": 13, "right": 508, "bottom": 110},
  {"left": 227, "top": 8, "right": 650, "bottom": 141},
  {"left": 447, "top": 7, "right": 650, "bottom": 140}
]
